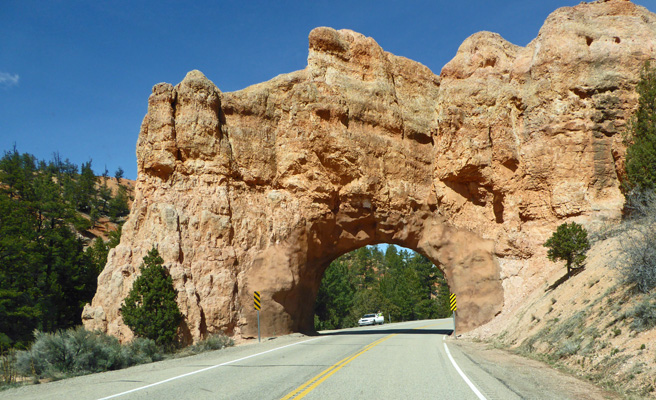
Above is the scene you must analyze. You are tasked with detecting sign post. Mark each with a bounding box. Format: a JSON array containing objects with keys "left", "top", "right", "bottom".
[
  {"left": 254, "top": 291, "right": 261, "bottom": 342},
  {"left": 450, "top": 293, "right": 457, "bottom": 337}
]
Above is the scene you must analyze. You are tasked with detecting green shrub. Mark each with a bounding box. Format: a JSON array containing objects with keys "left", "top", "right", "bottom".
[
  {"left": 14, "top": 327, "right": 164, "bottom": 378},
  {"left": 189, "top": 334, "right": 234, "bottom": 354},
  {"left": 120, "top": 247, "right": 182, "bottom": 347},
  {"left": 555, "top": 339, "right": 580, "bottom": 359},
  {"left": 125, "top": 338, "right": 164, "bottom": 364},
  {"left": 0, "top": 348, "right": 17, "bottom": 387},
  {"left": 544, "top": 222, "right": 590, "bottom": 278},
  {"left": 629, "top": 298, "right": 656, "bottom": 332},
  {"left": 16, "top": 328, "right": 122, "bottom": 377},
  {"left": 625, "top": 62, "right": 656, "bottom": 191}
]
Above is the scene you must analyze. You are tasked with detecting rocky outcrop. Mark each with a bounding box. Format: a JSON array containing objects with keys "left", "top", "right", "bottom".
[{"left": 83, "top": 0, "right": 656, "bottom": 342}]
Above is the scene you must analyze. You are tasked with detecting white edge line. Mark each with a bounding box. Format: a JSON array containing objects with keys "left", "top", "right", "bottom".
[
  {"left": 98, "top": 336, "right": 323, "bottom": 400},
  {"left": 443, "top": 339, "right": 487, "bottom": 400}
]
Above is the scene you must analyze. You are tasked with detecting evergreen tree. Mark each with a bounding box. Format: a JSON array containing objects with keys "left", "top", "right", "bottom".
[
  {"left": 98, "top": 178, "right": 112, "bottom": 215},
  {"left": 108, "top": 185, "right": 129, "bottom": 222},
  {"left": 121, "top": 247, "right": 182, "bottom": 347},
  {"left": 625, "top": 62, "right": 656, "bottom": 191},
  {"left": 86, "top": 238, "right": 109, "bottom": 274},
  {"left": 76, "top": 160, "right": 97, "bottom": 213},
  {"left": 85, "top": 224, "right": 122, "bottom": 274},
  {"left": 114, "top": 166, "right": 124, "bottom": 182},
  {"left": 0, "top": 188, "right": 42, "bottom": 347},
  {"left": 0, "top": 149, "right": 99, "bottom": 347},
  {"left": 314, "top": 245, "right": 451, "bottom": 330},
  {"left": 352, "top": 247, "right": 377, "bottom": 289},
  {"left": 544, "top": 222, "right": 591, "bottom": 278},
  {"left": 108, "top": 223, "right": 123, "bottom": 248},
  {"left": 314, "top": 260, "right": 356, "bottom": 330}
]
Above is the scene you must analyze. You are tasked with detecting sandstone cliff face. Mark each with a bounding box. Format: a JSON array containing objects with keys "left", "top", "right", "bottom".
[{"left": 83, "top": 0, "right": 656, "bottom": 342}]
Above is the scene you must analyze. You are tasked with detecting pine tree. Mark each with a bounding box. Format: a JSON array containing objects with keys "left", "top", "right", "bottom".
[
  {"left": 108, "top": 185, "right": 129, "bottom": 222},
  {"left": 114, "top": 166, "right": 124, "bottom": 182},
  {"left": 544, "top": 222, "right": 591, "bottom": 278},
  {"left": 85, "top": 224, "right": 122, "bottom": 274},
  {"left": 76, "top": 160, "right": 97, "bottom": 213},
  {"left": 86, "top": 238, "right": 109, "bottom": 274},
  {"left": 314, "top": 245, "right": 451, "bottom": 329},
  {"left": 120, "top": 247, "right": 182, "bottom": 347},
  {"left": 314, "top": 260, "right": 356, "bottom": 330},
  {"left": 98, "top": 180, "right": 112, "bottom": 215},
  {"left": 0, "top": 149, "right": 99, "bottom": 347},
  {"left": 625, "top": 62, "right": 656, "bottom": 191}
]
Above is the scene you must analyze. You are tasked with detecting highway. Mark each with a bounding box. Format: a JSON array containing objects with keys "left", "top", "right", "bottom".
[{"left": 0, "top": 318, "right": 615, "bottom": 400}]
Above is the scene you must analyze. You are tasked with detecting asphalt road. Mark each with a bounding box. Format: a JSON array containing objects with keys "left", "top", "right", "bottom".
[{"left": 0, "top": 318, "right": 615, "bottom": 400}]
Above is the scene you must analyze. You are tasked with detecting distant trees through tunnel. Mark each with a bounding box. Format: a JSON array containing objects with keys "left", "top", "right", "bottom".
[{"left": 313, "top": 245, "right": 451, "bottom": 330}]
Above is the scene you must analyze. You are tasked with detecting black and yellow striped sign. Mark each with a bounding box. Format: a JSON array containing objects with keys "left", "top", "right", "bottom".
[
  {"left": 450, "top": 293, "right": 457, "bottom": 312},
  {"left": 254, "top": 291, "right": 261, "bottom": 311}
]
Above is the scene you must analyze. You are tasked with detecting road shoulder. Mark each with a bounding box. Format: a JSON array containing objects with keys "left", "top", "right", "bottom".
[{"left": 448, "top": 339, "right": 623, "bottom": 400}]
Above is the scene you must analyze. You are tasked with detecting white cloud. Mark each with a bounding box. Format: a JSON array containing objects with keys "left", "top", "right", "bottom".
[{"left": 0, "top": 72, "right": 19, "bottom": 87}]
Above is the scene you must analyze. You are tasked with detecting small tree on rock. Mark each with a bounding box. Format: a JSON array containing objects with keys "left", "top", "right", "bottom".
[
  {"left": 544, "top": 222, "right": 591, "bottom": 278},
  {"left": 120, "top": 247, "right": 182, "bottom": 347}
]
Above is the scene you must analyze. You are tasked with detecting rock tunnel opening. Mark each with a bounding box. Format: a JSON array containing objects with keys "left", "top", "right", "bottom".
[
  {"left": 313, "top": 244, "right": 452, "bottom": 332},
  {"left": 242, "top": 212, "right": 504, "bottom": 340}
]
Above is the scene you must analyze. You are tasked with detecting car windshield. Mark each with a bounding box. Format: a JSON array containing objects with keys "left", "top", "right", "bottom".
[{"left": 363, "top": 314, "right": 375, "bottom": 318}]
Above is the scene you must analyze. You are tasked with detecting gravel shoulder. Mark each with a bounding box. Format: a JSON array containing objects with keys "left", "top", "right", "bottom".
[{"left": 449, "top": 339, "right": 624, "bottom": 400}]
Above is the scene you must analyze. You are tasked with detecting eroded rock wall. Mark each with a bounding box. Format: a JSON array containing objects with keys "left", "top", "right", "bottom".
[{"left": 83, "top": 0, "right": 656, "bottom": 342}]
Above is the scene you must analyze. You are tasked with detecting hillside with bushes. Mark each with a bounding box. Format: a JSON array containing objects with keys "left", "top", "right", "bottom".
[{"left": 0, "top": 148, "right": 132, "bottom": 349}]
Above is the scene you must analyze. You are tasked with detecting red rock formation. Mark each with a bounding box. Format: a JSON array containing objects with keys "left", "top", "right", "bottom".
[{"left": 83, "top": 0, "right": 656, "bottom": 342}]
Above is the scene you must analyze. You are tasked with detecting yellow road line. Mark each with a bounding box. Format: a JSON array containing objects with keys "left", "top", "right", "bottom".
[
  {"left": 413, "top": 322, "right": 440, "bottom": 330},
  {"left": 280, "top": 334, "right": 397, "bottom": 400}
]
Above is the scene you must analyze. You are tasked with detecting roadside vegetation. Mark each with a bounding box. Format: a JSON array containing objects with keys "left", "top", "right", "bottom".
[
  {"left": 0, "top": 148, "right": 130, "bottom": 350},
  {"left": 0, "top": 246, "right": 233, "bottom": 390},
  {"left": 0, "top": 328, "right": 233, "bottom": 388},
  {"left": 494, "top": 62, "right": 656, "bottom": 398},
  {"left": 314, "top": 245, "right": 451, "bottom": 330}
]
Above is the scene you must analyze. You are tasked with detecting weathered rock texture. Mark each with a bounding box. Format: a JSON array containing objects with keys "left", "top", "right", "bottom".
[{"left": 83, "top": 0, "right": 656, "bottom": 342}]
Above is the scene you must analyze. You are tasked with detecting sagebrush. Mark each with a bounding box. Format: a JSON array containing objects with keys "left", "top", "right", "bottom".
[
  {"left": 616, "top": 190, "right": 656, "bottom": 293},
  {"left": 15, "top": 327, "right": 163, "bottom": 378},
  {"left": 188, "top": 334, "right": 234, "bottom": 354},
  {"left": 628, "top": 296, "right": 656, "bottom": 332}
]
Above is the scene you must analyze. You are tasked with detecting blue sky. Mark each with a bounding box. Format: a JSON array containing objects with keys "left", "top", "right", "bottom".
[{"left": 2, "top": 0, "right": 654, "bottom": 179}]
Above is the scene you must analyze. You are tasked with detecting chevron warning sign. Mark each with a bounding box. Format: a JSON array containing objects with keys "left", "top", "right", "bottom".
[
  {"left": 450, "top": 293, "right": 457, "bottom": 312},
  {"left": 254, "top": 291, "right": 261, "bottom": 311}
]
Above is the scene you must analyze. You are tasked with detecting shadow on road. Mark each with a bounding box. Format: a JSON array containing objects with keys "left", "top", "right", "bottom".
[{"left": 304, "top": 327, "right": 454, "bottom": 337}]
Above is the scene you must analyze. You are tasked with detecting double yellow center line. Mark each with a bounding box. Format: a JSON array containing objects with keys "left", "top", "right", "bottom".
[
  {"left": 280, "top": 334, "right": 398, "bottom": 399},
  {"left": 280, "top": 323, "right": 440, "bottom": 399}
]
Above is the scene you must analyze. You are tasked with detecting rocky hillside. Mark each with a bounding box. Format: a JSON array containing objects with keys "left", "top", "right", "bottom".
[
  {"left": 484, "top": 226, "right": 656, "bottom": 397},
  {"left": 82, "top": 176, "right": 135, "bottom": 243}
]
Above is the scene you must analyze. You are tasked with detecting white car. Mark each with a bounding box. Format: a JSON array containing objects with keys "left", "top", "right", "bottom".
[{"left": 358, "top": 313, "right": 384, "bottom": 326}]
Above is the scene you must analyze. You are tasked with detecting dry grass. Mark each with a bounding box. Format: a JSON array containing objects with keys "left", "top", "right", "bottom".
[{"left": 492, "top": 229, "right": 656, "bottom": 398}]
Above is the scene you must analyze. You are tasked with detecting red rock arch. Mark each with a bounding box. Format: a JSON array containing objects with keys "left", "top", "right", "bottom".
[
  {"left": 84, "top": 0, "right": 654, "bottom": 342},
  {"left": 243, "top": 210, "right": 503, "bottom": 337}
]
